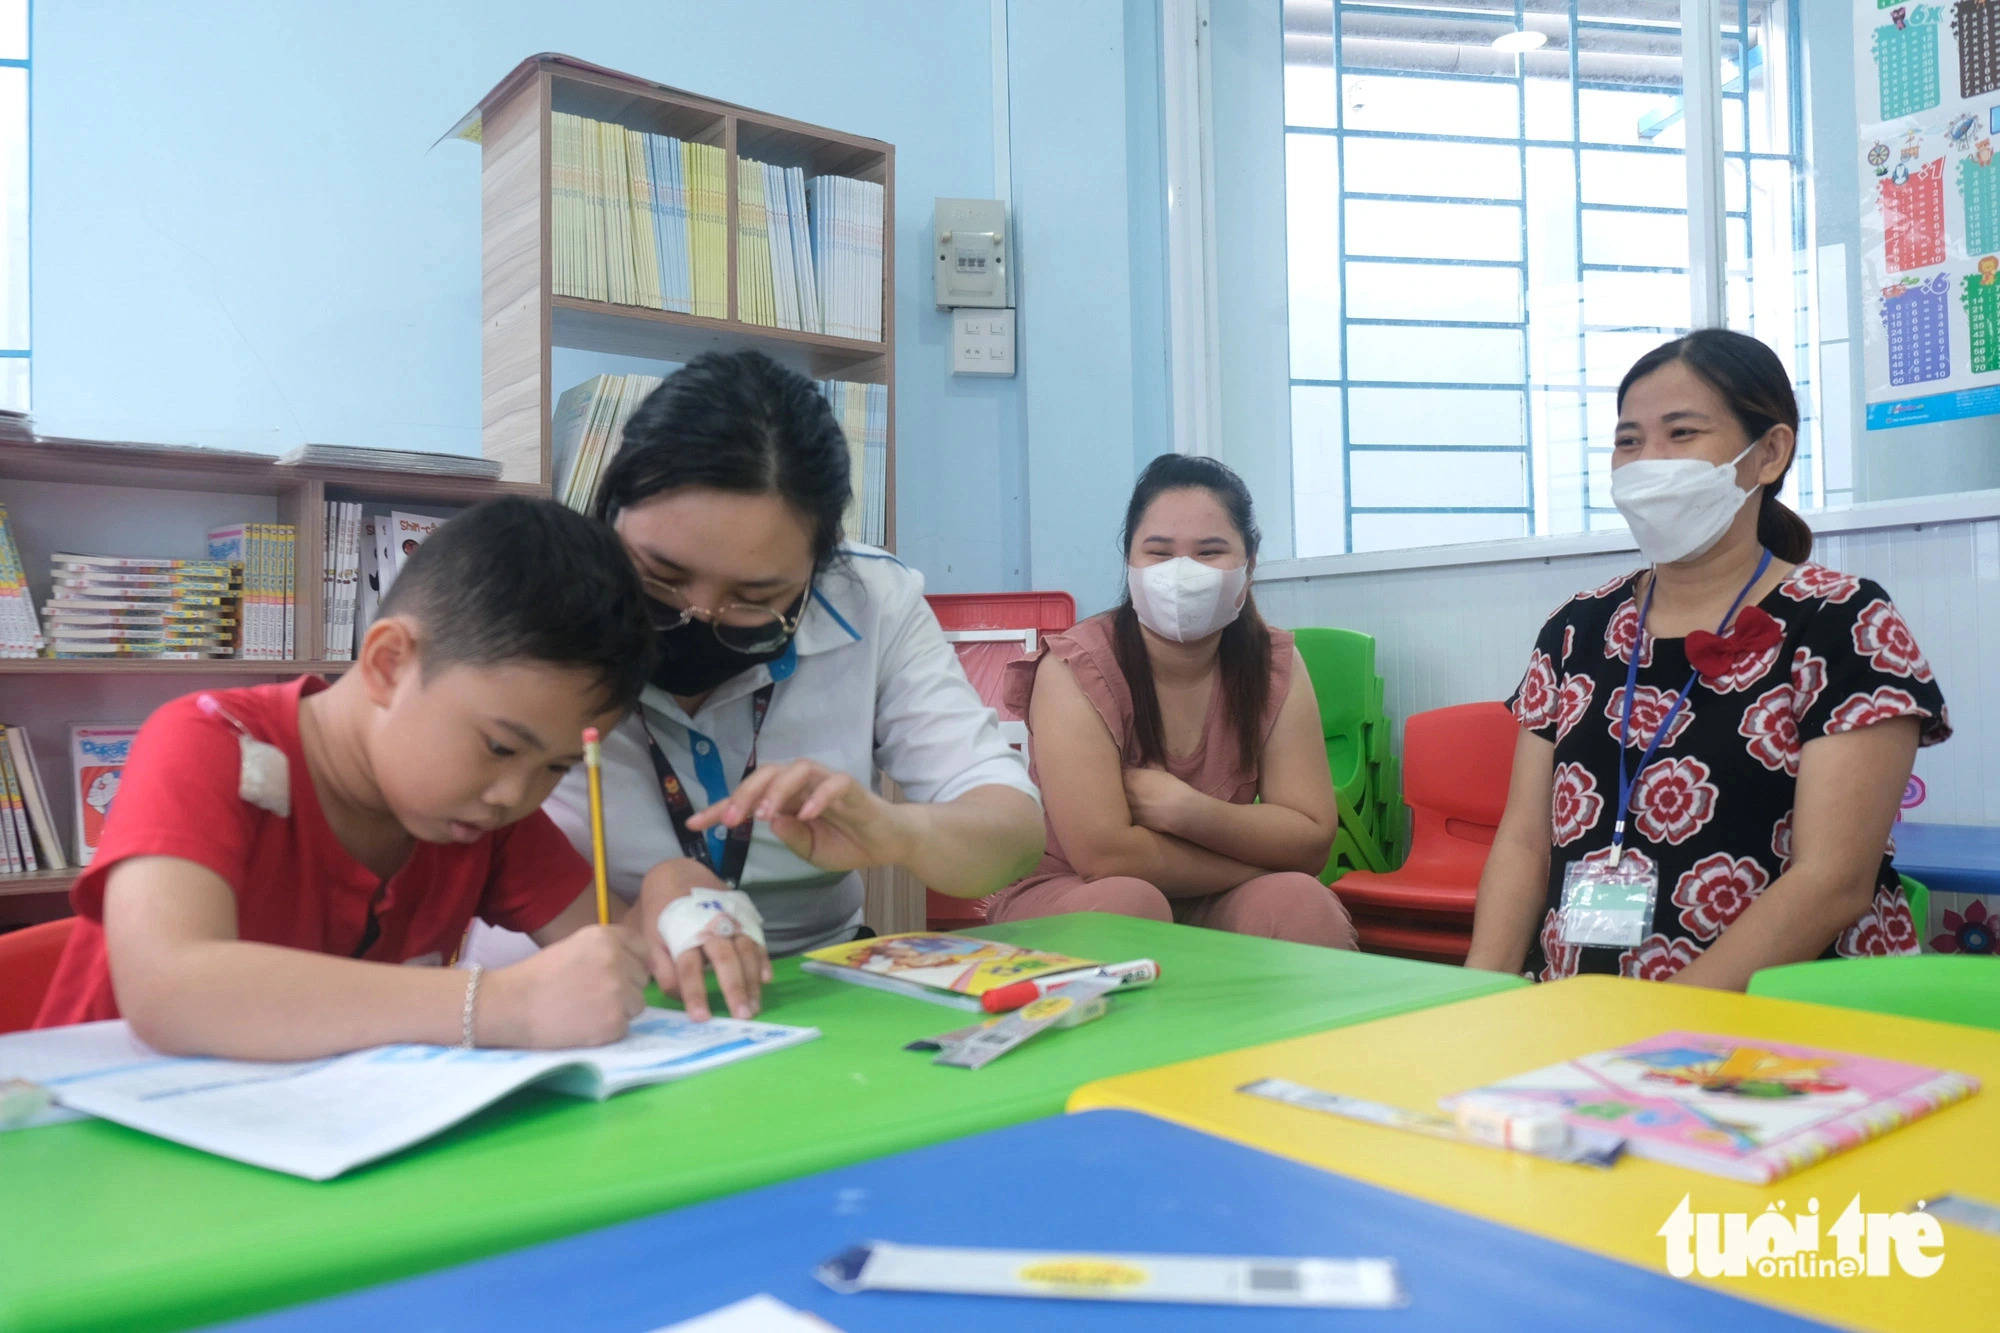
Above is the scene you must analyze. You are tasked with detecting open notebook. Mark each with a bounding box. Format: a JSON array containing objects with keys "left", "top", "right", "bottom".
[
  {"left": 0, "top": 1008, "right": 817, "bottom": 1180},
  {"left": 1452, "top": 1031, "right": 1979, "bottom": 1184}
]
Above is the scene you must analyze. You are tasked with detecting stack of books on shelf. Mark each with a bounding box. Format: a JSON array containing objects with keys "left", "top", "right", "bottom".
[
  {"left": 43, "top": 553, "right": 241, "bottom": 661},
  {"left": 550, "top": 373, "right": 665, "bottom": 513},
  {"left": 822, "top": 380, "right": 887, "bottom": 546},
  {"left": 807, "top": 174, "right": 885, "bottom": 342},
  {"left": 735, "top": 157, "right": 820, "bottom": 334},
  {"left": 551, "top": 112, "right": 727, "bottom": 319},
  {"left": 0, "top": 722, "right": 65, "bottom": 875},
  {"left": 0, "top": 503, "right": 45, "bottom": 658},
  {"left": 205, "top": 525, "right": 295, "bottom": 661},
  {"left": 322, "top": 502, "right": 362, "bottom": 662},
  {"left": 545, "top": 110, "right": 882, "bottom": 341},
  {"left": 321, "top": 506, "right": 449, "bottom": 660},
  {"left": 279, "top": 444, "right": 501, "bottom": 479}
]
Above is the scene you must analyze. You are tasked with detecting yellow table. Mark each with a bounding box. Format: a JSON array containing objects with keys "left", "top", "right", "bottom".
[{"left": 1069, "top": 976, "right": 2000, "bottom": 1331}]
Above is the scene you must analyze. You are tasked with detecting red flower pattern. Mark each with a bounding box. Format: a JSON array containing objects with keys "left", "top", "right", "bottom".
[
  {"left": 1555, "top": 674, "right": 1595, "bottom": 742},
  {"left": 1781, "top": 563, "right": 1861, "bottom": 605},
  {"left": 1790, "top": 649, "right": 1828, "bottom": 719},
  {"left": 1605, "top": 598, "right": 1654, "bottom": 667},
  {"left": 1933, "top": 900, "right": 1997, "bottom": 954},
  {"left": 1630, "top": 757, "right": 1718, "bottom": 846},
  {"left": 1618, "top": 932, "right": 1701, "bottom": 981},
  {"left": 1877, "top": 891, "right": 1920, "bottom": 954},
  {"left": 1737, "top": 684, "right": 1801, "bottom": 775},
  {"left": 1852, "top": 599, "right": 1934, "bottom": 682},
  {"left": 1551, "top": 763, "right": 1604, "bottom": 847},
  {"left": 1604, "top": 685, "right": 1695, "bottom": 750},
  {"left": 1826, "top": 686, "right": 1924, "bottom": 735},
  {"left": 1513, "top": 649, "right": 1559, "bottom": 729},
  {"left": 1671, "top": 853, "right": 1771, "bottom": 941},
  {"left": 1522, "top": 555, "right": 1945, "bottom": 981}
]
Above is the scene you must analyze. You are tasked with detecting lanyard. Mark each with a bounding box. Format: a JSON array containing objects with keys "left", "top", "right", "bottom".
[
  {"left": 641, "top": 684, "right": 775, "bottom": 889},
  {"left": 1612, "top": 548, "right": 1772, "bottom": 863}
]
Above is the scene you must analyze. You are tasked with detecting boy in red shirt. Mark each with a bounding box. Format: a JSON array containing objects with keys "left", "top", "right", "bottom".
[{"left": 36, "top": 498, "right": 671, "bottom": 1059}]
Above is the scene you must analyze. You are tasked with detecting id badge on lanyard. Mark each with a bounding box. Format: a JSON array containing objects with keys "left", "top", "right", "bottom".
[
  {"left": 641, "top": 684, "right": 775, "bottom": 890},
  {"left": 1558, "top": 550, "right": 1771, "bottom": 950}
]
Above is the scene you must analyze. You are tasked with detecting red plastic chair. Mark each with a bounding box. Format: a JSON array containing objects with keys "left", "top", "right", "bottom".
[
  {"left": 0, "top": 917, "right": 76, "bottom": 1033},
  {"left": 923, "top": 592, "right": 1077, "bottom": 930},
  {"left": 1331, "top": 701, "right": 1518, "bottom": 963}
]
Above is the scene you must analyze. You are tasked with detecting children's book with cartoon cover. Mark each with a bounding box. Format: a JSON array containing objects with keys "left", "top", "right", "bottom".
[
  {"left": 1453, "top": 1032, "right": 1979, "bottom": 1184},
  {"left": 801, "top": 932, "right": 1098, "bottom": 1011}
]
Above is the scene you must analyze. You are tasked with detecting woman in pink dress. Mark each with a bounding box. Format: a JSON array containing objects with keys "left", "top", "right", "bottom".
[{"left": 986, "top": 455, "right": 1356, "bottom": 946}]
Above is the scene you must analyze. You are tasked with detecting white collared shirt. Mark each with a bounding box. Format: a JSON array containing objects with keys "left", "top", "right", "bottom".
[{"left": 541, "top": 545, "right": 1039, "bottom": 955}]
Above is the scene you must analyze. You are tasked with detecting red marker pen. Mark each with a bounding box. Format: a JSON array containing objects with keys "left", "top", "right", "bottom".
[{"left": 980, "top": 959, "right": 1160, "bottom": 1013}]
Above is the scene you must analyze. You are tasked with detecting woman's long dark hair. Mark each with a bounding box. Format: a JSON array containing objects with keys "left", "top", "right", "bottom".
[
  {"left": 593, "top": 349, "right": 853, "bottom": 571},
  {"left": 1617, "top": 329, "right": 1813, "bottom": 563},
  {"left": 1113, "top": 454, "right": 1273, "bottom": 772}
]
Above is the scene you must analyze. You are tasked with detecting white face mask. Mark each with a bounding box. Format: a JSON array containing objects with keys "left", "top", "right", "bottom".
[
  {"left": 1609, "top": 441, "right": 1760, "bottom": 566},
  {"left": 1127, "top": 557, "right": 1249, "bottom": 643}
]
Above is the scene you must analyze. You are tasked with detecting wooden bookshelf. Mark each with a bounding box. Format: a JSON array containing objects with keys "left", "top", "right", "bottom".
[
  {"left": 0, "top": 437, "right": 547, "bottom": 924},
  {"left": 463, "top": 55, "right": 897, "bottom": 547}
]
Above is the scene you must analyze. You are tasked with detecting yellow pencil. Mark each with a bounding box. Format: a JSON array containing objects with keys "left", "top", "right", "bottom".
[{"left": 583, "top": 727, "right": 609, "bottom": 926}]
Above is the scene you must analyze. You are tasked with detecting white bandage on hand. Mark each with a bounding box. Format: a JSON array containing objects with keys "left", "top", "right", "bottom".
[{"left": 658, "top": 889, "right": 767, "bottom": 959}]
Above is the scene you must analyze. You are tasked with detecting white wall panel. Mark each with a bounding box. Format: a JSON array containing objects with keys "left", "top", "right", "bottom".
[{"left": 1256, "top": 516, "right": 1999, "bottom": 827}]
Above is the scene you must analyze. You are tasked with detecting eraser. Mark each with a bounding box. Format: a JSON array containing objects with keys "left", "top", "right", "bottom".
[
  {"left": 582, "top": 727, "right": 600, "bottom": 744},
  {"left": 1453, "top": 1094, "right": 1570, "bottom": 1154}
]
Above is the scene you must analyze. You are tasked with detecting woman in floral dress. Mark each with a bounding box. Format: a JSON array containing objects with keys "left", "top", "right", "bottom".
[{"left": 1465, "top": 331, "right": 1948, "bottom": 988}]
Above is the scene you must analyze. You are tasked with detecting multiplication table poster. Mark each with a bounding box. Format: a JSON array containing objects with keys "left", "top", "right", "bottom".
[{"left": 1860, "top": 2, "right": 2000, "bottom": 427}]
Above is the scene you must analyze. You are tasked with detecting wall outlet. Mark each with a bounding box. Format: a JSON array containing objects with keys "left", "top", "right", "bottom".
[{"left": 951, "top": 307, "right": 1015, "bottom": 376}]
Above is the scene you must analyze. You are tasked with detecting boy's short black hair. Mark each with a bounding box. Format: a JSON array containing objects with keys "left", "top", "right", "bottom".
[{"left": 375, "top": 497, "right": 653, "bottom": 713}]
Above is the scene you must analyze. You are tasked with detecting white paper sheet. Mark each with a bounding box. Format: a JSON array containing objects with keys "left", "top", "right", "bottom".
[
  {"left": 0, "top": 1009, "right": 817, "bottom": 1178},
  {"left": 653, "top": 1294, "right": 843, "bottom": 1332}
]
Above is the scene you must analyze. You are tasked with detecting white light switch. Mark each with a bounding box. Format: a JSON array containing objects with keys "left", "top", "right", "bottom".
[{"left": 952, "top": 306, "right": 1015, "bottom": 376}]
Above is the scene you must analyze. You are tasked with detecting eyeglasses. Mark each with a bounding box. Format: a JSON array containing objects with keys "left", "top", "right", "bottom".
[{"left": 640, "top": 576, "right": 810, "bottom": 655}]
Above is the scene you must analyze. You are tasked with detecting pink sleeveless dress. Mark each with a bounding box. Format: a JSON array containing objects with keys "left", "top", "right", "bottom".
[{"left": 985, "top": 612, "right": 1354, "bottom": 947}]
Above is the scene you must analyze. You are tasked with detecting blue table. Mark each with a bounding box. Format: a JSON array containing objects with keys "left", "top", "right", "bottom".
[
  {"left": 214, "top": 1110, "right": 1829, "bottom": 1332},
  {"left": 1895, "top": 822, "right": 2000, "bottom": 897}
]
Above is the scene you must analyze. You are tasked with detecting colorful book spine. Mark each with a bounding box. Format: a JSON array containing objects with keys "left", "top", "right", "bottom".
[
  {"left": 0, "top": 503, "right": 44, "bottom": 659},
  {"left": 70, "top": 724, "right": 139, "bottom": 867},
  {"left": 0, "top": 724, "right": 37, "bottom": 873},
  {"left": 5, "top": 725, "right": 66, "bottom": 870}
]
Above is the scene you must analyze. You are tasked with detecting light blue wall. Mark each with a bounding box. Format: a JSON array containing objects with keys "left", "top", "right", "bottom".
[
  {"left": 1209, "top": 0, "right": 1294, "bottom": 560},
  {"left": 28, "top": 0, "right": 1172, "bottom": 604},
  {"left": 29, "top": 0, "right": 1030, "bottom": 594},
  {"left": 1008, "top": 0, "right": 1143, "bottom": 615}
]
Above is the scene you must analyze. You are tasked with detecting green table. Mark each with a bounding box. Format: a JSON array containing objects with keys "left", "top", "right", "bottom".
[{"left": 0, "top": 914, "right": 1522, "bottom": 1333}]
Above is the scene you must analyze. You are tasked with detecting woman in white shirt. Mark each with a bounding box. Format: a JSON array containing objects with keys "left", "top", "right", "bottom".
[{"left": 533, "top": 351, "right": 1044, "bottom": 1022}]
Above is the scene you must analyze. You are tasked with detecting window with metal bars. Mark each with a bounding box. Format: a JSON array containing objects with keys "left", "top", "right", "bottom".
[{"left": 1283, "top": 0, "right": 1812, "bottom": 557}]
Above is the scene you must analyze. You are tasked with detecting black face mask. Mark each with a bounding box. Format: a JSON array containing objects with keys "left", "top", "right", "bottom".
[{"left": 647, "top": 599, "right": 800, "bottom": 698}]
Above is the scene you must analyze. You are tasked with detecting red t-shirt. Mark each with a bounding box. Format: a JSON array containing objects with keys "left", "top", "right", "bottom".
[{"left": 35, "top": 675, "right": 588, "bottom": 1027}]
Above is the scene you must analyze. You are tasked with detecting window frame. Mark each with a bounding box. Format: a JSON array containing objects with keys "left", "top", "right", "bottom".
[
  {"left": 1180, "top": 0, "right": 1993, "bottom": 580},
  {"left": 1, "top": 0, "right": 28, "bottom": 410}
]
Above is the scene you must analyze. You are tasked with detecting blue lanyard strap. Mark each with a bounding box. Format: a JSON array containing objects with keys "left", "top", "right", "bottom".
[{"left": 1612, "top": 548, "right": 1773, "bottom": 857}]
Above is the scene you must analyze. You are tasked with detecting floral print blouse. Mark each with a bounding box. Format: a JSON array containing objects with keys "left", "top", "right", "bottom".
[{"left": 1507, "top": 562, "right": 1950, "bottom": 982}]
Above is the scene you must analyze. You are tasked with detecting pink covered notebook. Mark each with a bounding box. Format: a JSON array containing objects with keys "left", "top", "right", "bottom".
[{"left": 1460, "top": 1032, "right": 1980, "bottom": 1184}]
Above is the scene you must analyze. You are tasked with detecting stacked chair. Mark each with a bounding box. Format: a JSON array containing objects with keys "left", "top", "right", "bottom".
[
  {"left": 1294, "top": 628, "right": 1408, "bottom": 883},
  {"left": 1294, "top": 629, "right": 1521, "bottom": 963}
]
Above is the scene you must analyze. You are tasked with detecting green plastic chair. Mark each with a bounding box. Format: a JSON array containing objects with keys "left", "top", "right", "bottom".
[
  {"left": 1294, "top": 628, "right": 1378, "bottom": 830},
  {"left": 1747, "top": 955, "right": 2000, "bottom": 1031}
]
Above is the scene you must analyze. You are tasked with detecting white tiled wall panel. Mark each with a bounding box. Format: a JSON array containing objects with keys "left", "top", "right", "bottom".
[{"left": 1255, "top": 516, "right": 2000, "bottom": 827}]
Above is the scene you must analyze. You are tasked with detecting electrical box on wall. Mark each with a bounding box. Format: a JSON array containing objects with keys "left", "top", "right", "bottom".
[{"left": 934, "top": 198, "right": 1009, "bottom": 309}]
